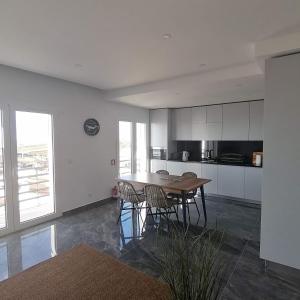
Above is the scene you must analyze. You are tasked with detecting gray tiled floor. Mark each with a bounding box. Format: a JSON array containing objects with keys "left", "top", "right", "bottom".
[{"left": 0, "top": 196, "right": 299, "bottom": 299}]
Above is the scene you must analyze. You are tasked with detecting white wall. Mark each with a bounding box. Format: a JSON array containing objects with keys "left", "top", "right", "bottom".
[
  {"left": 261, "top": 53, "right": 300, "bottom": 269},
  {"left": 0, "top": 65, "right": 149, "bottom": 214}
]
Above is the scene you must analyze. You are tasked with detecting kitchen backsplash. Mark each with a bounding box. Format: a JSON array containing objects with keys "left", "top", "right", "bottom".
[{"left": 172, "top": 140, "right": 263, "bottom": 163}]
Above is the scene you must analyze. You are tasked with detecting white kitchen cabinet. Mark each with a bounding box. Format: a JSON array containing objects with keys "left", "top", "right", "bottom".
[
  {"left": 192, "top": 107, "right": 206, "bottom": 140},
  {"left": 245, "top": 167, "right": 262, "bottom": 202},
  {"left": 201, "top": 164, "right": 218, "bottom": 194},
  {"left": 173, "top": 108, "right": 192, "bottom": 140},
  {"left": 249, "top": 100, "right": 264, "bottom": 141},
  {"left": 206, "top": 105, "right": 222, "bottom": 140},
  {"left": 206, "top": 105, "right": 222, "bottom": 123},
  {"left": 166, "top": 161, "right": 201, "bottom": 177},
  {"left": 218, "top": 165, "right": 245, "bottom": 198},
  {"left": 181, "top": 162, "right": 201, "bottom": 177},
  {"left": 150, "top": 159, "right": 167, "bottom": 173},
  {"left": 222, "top": 102, "right": 249, "bottom": 140},
  {"left": 166, "top": 161, "right": 183, "bottom": 175},
  {"left": 150, "top": 109, "right": 168, "bottom": 148}
]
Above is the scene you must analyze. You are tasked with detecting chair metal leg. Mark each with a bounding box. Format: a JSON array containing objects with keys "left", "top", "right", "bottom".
[
  {"left": 117, "top": 199, "right": 124, "bottom": 224},
  {"left": 193, "top": 197, "right": 201, "bottom": 221},
  {"left": 187, "top": 201, "right": 191, "bottom": 223},
  {"left": 200, "top": 186, "right": 207, "bottom": 226},
  {"left": 174, "top": 206, "right": 179, "bottom": 223}
]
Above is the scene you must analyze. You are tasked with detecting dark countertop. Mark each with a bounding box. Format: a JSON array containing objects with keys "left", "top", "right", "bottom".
[{"left": 167, "top": 159, "right": 263, "bottom": 168}]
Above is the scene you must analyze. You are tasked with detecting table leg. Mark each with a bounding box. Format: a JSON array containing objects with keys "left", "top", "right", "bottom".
[
  {"left": 200, "top": 186, "right": 207, "bottom": 226},
  {"left": 181, "top": 191, "right": 187, "bottom": 228}
]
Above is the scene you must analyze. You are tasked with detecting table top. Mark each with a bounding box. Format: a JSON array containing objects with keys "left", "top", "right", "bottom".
[{"left": 118, "top": 172, "right": 211, "bottom": 193}]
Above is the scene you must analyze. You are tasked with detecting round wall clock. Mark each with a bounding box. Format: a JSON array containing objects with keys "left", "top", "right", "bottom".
[{"left": 84, "top": 118, "right": 100, "bottom": 136}]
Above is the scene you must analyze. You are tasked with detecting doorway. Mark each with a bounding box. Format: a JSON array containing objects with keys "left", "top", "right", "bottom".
[
  {"left": 0, "top": 108, "right": 56, "bottom": 237},
  {"left": 118, "top": 121, "right": 147, "bottom": 175}
]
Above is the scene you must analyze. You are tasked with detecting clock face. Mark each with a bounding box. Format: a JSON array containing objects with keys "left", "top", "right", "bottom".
[{"left": 84, "top": 118, "right": 100, "bottom": 136}]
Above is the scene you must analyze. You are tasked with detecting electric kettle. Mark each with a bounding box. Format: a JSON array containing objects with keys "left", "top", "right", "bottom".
[{"left": 182, "top": 151, "right": 190, "bottom": 162}]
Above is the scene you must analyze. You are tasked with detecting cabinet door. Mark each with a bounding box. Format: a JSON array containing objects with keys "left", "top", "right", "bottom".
[
  {"left": 201, "top": 164, "right": 218, "bottom": 194},
  {"left": 206, "top": 105, "right": 222, "bottom": 140},
  {"left": 150, "top": 109, "right": 168, "bottom": 148},
  {"left": 249, "top": 101, "right": 264, "bottom": 141},
  {"left": 150, "top": 159, "right": 167, "bottom": 173},
  {"left": 181, "top": 162, "right": 202, "bottom": 178},
  {"left": 192, "top": 107, "right": 206, "bottom": 140},
  {"left": 222, "top": 102, "right": 249, "bottom": 140},
  {"left": 218, "top": 165, "right": 245, "bottom": 198},
  {"left": 245, "top": 167, "right": 262, "bottom": 202},
  {"left": 173, "top": 108, "right": 192, "bottom": 140},
  {"left": 206, "top": 105, "right": 222, "bottom": 123},
  {"left": 166, "top": 161, "right": 183, "bottom": 176}
]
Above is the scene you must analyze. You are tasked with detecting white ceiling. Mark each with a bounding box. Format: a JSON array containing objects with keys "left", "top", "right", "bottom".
[{"left": 0, "top": 0, "right": 300, "bottom": 107}]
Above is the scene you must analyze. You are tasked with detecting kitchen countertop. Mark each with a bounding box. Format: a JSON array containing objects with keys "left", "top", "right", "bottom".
[{"left": 167, "top": 159, "right": 263, "bottom": 168}]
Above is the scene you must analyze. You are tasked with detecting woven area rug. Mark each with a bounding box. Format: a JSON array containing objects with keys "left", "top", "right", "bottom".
[{"left": 0, "top": 244, "right": 170, "bottom": 300}]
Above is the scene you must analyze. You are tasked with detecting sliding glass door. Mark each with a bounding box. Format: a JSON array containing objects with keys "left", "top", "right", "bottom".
[
  {"left": 0, "top": 113, "right": 6, "bottom": 230},
  {"left": 0, "top": 108, "right": 56, "bottom": 237},
  {"left": 119, "top": 121, "right": 133, "bottom": 175},
  {"left": 118, "top": 121, "right": 147, "bottom": 175},
  {"left": 15, "top": 111, "right": 55, "bottom": 223},
  {"left": 136, "top": 123, "right": 147, "bottom": 173}
]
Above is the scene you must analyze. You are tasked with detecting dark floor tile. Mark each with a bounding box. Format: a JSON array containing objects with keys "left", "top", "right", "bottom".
[{"left": 221, "top": 241, "right": 300, "bottom": 300}]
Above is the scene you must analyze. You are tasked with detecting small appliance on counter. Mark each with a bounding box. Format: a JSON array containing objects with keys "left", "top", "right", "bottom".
[
  {"left": 182, "top": 151, "right": 190, "bottom": 162},
  {"left": 252, "top": 152, "right": 263, "bottom": 167},
  {"left": 218, "top": 153, "right": 246, "bottom": 164},
  {"left": 150, "top": 148, "right": 167, "bottom": 160}
]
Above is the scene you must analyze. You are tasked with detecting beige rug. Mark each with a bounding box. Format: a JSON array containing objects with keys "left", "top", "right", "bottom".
[{"left": 0, "top": 244, "right": 170, "bottom": 300}]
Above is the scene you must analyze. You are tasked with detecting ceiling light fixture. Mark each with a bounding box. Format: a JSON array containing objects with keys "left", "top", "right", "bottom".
[{"left": 163, "top": 33, "right": 172, "bottom": 39}]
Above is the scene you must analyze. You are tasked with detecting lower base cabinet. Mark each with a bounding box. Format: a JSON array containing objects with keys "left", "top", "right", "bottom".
[
  {"left": 150, "top": 159, "right": 167, "bottom": 173},
  {"left": 201, "top": 164, "right": 218, "bottom": 194},
  {"left": 218, "top": 165, "right": 245, "bottom": 199},
  {"left": 245, "top": 167, "right": 262, "bottom": 202},
  {"left": 166, "top": 161, "right": 201, "bottom": 177},
  {"left": 160, "top": 160, "right": 262, "bottom": 202}
]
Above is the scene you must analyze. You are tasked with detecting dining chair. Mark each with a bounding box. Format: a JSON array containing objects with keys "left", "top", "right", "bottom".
[
  {"left": 144, "top": 184, "right": 179, "bottom": 225},
  {"left": 182, "top": 172, "right": 201, "bottom": 222},
  {"left": 156, "top": 169, "right": 169, "bottom": 175},
  {"left": 117, "top": 181, "right": 145, "bottom": 224}
]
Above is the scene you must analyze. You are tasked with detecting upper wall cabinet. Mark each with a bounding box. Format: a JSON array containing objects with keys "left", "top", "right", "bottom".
[
  {"left": 192, "top": 106, "right": 206, "bottom": 140},
  {"left": 249, "top": 100, "right": 264, "bottom": 140},
  {"left": 150, "top": 109, "right": 168, "bottom": 148},
  {"left": 173, "top": 108, "right": 192, "bottom": 140},
  {"left": 206, "top": 105, "right": 222, "bottom": 140},
  {"left": 191, "top": 105, "right": 222, "bottom": 141},
  {"left": 222, "top": 102, "right": 249, "bottom": 140}
]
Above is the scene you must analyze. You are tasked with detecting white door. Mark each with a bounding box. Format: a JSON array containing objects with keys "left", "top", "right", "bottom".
[{"left": 0, "top": 108, "right": 57, "bottom": 236}]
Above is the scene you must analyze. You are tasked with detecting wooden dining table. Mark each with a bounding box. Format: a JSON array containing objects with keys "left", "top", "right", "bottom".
[{"left": 118, "top": 172, "right": 211, "bottom": 228}]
